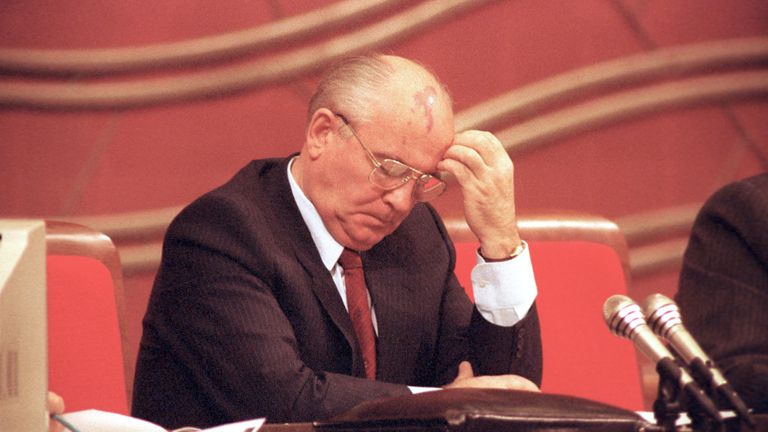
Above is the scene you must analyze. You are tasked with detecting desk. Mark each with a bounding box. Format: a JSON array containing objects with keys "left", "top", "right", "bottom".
[{"left": 258, "top": 414, "right": 768, "bottom": 431}]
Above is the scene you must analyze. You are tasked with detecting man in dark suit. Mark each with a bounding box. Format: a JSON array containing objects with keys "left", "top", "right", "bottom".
[
  {"left": 132, "top": 54, "right": 542, "bottom": 428},
  {"left": 676, "top": 173, "right": 768, "bottom": 413}
]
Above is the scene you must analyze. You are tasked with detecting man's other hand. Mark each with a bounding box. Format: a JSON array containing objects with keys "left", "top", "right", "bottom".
[{"left": 445, "top": 361, "right": 540, "bottom": 392}]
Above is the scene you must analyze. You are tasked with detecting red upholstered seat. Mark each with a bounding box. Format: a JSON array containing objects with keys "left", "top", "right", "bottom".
[
  {"left": 448, "top": 215, "right": 644, "bottom": 411},
  {"left": 46, "top": 221, "right": 130, "bottom": 414}
]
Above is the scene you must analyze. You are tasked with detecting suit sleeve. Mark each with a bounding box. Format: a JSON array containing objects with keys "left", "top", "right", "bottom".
[
  {"left": 425, "top": 205, "right": 543, "bottom": 387},
  {"left": 675, "top": 175, "right": 768, "bottom": 413}
]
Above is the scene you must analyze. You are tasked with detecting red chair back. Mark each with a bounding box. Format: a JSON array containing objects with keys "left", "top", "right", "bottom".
[
  {"left": 46, "top": 221, "right": 130, "bottom": 414},
  {"left": 449, "top": 215, "right": 644, "bottom": 411}
]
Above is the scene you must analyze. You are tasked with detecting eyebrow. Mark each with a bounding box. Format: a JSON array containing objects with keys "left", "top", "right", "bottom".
[
  {"left": 375, "top": 145, "right": 431, "bottom": 174},
  {"left": 337, "top": 112, "right": 434, "bottom": 174},
  {"left": 372, "top": 149, "right": 403, "bottom": 164}
]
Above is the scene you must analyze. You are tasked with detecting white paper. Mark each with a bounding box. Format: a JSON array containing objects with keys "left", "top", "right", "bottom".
[
  {"left": 200, "top": 418, "right": 265, "bottom": 432},
  {"left": 60, "top": 410, "right": 167, "bottom": 432},
  {"left": 59, "top": 409, "right": 265, "bottom": 432},
  {"left": 636, "top": 410, "right": 736, "bottom": 427}
]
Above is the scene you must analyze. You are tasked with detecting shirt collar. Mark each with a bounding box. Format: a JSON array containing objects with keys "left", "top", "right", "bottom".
[{"left": 287, "top": 157, "right": 344, "bottom": 271}]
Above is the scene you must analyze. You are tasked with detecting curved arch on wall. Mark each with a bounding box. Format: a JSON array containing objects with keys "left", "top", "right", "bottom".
[
  {"left": 1, "top": 37, "right": 765, "bottom": 110},
  {"left": 454, "top": 36, "right": 768, "bottom": 131},
  {"left": 0, "top": 0, "right": 413, "bottom": 76},
  {"left": 0, "top": 0, "right": 492, "bottom": 109},
  {"left": 496, "top": 71, "right": 768, "bottom": 155}
]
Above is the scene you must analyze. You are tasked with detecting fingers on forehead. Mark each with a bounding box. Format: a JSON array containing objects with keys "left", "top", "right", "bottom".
[{"left": 444, "top": 141, "right": 487, "bottom": 167}]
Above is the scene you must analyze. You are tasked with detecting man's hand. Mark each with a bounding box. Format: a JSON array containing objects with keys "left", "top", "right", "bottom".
[
  {"left": 437, "top": 130, "right": 521, "bottom": 259},
  {"left": 445, "top": 361, "right": 540, "bottom": 392}
]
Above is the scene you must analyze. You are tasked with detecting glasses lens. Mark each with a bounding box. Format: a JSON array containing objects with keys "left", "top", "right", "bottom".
[
  {"left": 413, "top": 174, "right": 447, "bottom": 202},
  {"left": 369, "top": 158, "right": 446, "bottom": 201},
  {"left": 370, "top": 160, "right": 413, "bottom": 189},
  {"left": 379, "top": 159, "right": 412, "bottom": 177}
]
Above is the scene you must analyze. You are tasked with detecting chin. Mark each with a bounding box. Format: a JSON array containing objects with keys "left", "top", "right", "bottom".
[
  {"left": 348, "top": 235, "right": 385, "bottom": 252},
  {"left": 347, "top": 228, "right": 391, "bottom": 251},
  {"left": 339, "top": 213, "right": 405, "bottom": 250}
]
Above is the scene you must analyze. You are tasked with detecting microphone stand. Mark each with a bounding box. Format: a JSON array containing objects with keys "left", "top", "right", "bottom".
[
  {"left": 653, "top": 358, "right": 683, "bottom": 431},
  {"left": 653, "top": 358, "right": 724, "bottom": 432},
  {"left": 687, "top": 358, "right": 756, "bottom": 430}
]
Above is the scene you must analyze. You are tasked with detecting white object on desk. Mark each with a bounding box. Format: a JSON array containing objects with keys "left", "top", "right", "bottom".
[{"left": 61, "top": 409, "right": 265, "bottom": 432}]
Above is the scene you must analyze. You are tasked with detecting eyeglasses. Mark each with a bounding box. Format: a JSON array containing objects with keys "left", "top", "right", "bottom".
[{"left": 335, "top": 113, "right": 447, "bottom": 202}]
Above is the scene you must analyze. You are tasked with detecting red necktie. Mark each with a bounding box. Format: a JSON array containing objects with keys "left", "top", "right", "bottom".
[{"left": 338, "top": 248, "right": 377, "bottom": 380}]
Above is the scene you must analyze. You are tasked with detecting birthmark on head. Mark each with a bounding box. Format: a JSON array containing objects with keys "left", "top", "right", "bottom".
[{"left": 412, "top": 86, "right": 437, "bottom": 133}]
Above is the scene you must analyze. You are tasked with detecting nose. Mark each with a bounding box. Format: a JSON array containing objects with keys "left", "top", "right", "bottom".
[{"left": 381, "top": 181, "right": 416, "bottom": 213}]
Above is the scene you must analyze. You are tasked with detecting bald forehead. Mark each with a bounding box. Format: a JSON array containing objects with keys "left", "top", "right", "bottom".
[
  {"left": 381, "top": 56, "right": 450, "bottom": 102},
  {"left": 377, "top": 56, "right": 453, "bottom": 134}
]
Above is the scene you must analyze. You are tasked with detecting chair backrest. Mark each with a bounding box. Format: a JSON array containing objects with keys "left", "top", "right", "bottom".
[
  {"left": 46, "top": 221, "right": 130, "bottom": 414},
  {"left": 445, "top": 214, "right": 644, "bottom": 411}
]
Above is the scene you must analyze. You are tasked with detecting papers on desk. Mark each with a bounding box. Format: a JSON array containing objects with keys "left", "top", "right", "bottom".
[
  {"left": 60, "top": 409, "right": 265, "bottom": 432},
  {"left": 636, "top": 410, "right": 737, "bottom": 427},
  {"left": 190, "top": 418, "right": 265, "bottom": 432}
]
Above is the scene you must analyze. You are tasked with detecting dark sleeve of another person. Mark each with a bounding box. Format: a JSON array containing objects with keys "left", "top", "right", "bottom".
[{"left": 675, "top": 174, "right": 768, "bottom": 413}]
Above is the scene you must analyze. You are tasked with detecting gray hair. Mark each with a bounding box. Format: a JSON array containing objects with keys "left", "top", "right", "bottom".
[{"left": 308, "top": 54, "right": 394, "bottom": 125}]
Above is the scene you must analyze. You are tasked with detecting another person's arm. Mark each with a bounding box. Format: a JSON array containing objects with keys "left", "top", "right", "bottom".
[{"left": 675, "top": 175, "right": 768, "bottom": 413}]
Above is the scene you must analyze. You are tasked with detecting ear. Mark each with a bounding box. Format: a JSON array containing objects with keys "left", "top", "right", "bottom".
[{"left": 305, "top": 108, "right": 337, "bottom": 160}]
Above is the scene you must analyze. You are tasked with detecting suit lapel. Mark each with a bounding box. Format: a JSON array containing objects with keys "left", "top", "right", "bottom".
[
  {"left": 265, "top": 157, "right": 361, "bottom": 372},
  {"left": 294, "top": 244, "right": 358, "bottom": 349},
  {"left": 363, "top": 250, "right": 422, "bottom": 382}
]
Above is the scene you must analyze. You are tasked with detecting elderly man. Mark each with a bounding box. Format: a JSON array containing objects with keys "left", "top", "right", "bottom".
[{"left": 132, "top": 54, "right": 542, "bottom": 428}]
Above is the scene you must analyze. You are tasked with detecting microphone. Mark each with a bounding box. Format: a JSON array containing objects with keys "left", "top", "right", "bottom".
[
  {"left": 643, "top": 293, "right": 755, "bottom": 427},
  {"left": 602, "top": 294, "right": 722, "bottom": 423}
]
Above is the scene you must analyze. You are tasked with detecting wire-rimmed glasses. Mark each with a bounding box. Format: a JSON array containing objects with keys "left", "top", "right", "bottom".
[{"left": 335, "top": 113, "right": 447, "bottom": 202}]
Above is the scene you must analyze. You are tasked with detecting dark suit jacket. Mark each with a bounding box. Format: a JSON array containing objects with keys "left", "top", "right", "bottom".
[
  {"left": 676, "top": 172, "right": 768, "bottom": 413},
  {"left": 131, "top": 157, "right": 542, "bottom": 428}
]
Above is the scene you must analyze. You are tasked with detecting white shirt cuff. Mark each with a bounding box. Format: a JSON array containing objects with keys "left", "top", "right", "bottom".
[{"left": 470, "top": 241, "right": 537, "bottom": 327}]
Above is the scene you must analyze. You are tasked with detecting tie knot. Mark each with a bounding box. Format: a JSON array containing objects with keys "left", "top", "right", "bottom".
[{"left": 338, "top": 248, "right": 363, "bottom": 270}]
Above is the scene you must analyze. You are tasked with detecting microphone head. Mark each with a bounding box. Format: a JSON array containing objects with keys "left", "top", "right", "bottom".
[
  {"left": 603, "top": 294, "right": 647, "bottom": 340},
  {"left": 642, "top": 293, "right": 682, "bottom": 339}
]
